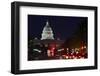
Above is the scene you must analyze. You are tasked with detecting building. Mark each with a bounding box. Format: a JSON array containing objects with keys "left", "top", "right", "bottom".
[
  {"left": 41, "top": 21, "right": 54, "bottom": 40},
  {"left": 30, "top": 21, "right": 64, "bottom": 57},
  {"left": 32, "top": 21, "right": 64, "bottom": 48}
]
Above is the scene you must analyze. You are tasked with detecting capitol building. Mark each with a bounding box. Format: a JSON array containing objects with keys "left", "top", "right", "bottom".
[{"left": 32, "top": 21, "right": 64, "bottom": 48}]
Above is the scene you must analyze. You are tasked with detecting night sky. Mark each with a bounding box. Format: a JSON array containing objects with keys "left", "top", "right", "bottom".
[{"left": 28, "top": 15, "right": 87, "bottom": 40}]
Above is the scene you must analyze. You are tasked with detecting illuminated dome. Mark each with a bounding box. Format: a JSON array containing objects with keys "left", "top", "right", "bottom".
[{"left": 41, "top": 21, "right": 54, "bottom": 40}]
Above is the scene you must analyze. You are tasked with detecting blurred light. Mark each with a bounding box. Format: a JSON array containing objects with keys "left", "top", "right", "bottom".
[
  {"left": 73, "top": 56, "right": 75, "bottom": 58},
  {"left": 66, "top": 48, "right": 69, "bottom": 51},
  {"left": 47, "top": 50, "right": 51, "bottom": 57},
  {"left": 75, "top": 48, "right": 79, "bottom": 51},
  {"left": 81, "top": 46, "right": 84, "bottom": 49},
  {"left": 69, "top": 56, "right": 72, "bottom": 59},
  {"left": 33, "top": 49, "right": 41, "bottom": 53},
  {"left": 71, "top": 53, "right": 73, "bottom": 55},
  {"left": 76, "top": 51, "right": 79, "bottom": 54},
  {"left": 84, "top": 46, "right": 86, "bottom": 49},
  {"left": 52, "top": 47, "right": 55, "bottom": 50},
  {"left": 79, "top": 56, "right": 81, "bottom": 58},
  {"left": 45, "top": 44, "right": 48, "bottom": 47},
  {"left": 72, "top": 49, "right": 74, "bottom": 51},
  {"left": 34, "top": 37, "right": 38, "bottom": 40},
  {"left": 66, "top": 56, "right": 68, "bottom": 59},
  {"left": 47, "top": 49, "right": 54, "bottom": 57},
  {"left": 58, "top": 48, "right": 64, "bottom": 52}
]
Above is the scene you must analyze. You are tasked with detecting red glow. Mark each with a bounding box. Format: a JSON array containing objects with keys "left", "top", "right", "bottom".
[{"left": 52, "top": 47, "right": 55, "bottom": 50}]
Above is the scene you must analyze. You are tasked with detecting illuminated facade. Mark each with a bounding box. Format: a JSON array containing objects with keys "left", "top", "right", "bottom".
[
  {"left": 41, "top": 21, "right": 54, "bottom": 40},
  {"left": 33, "top": 21, "right": 64, "bottom": 48},
  {"left": 30, "top": 21, "right": 64, "bottom": 57}
]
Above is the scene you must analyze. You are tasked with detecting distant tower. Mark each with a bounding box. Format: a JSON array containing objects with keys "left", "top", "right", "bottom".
[{"left": 41, "top": 21, "right": 54, "bottom": 40}]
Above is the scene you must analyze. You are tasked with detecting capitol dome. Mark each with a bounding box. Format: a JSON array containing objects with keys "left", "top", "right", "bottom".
[{"left": 41, "top": 21, "right": 54, "bottom": 40}]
